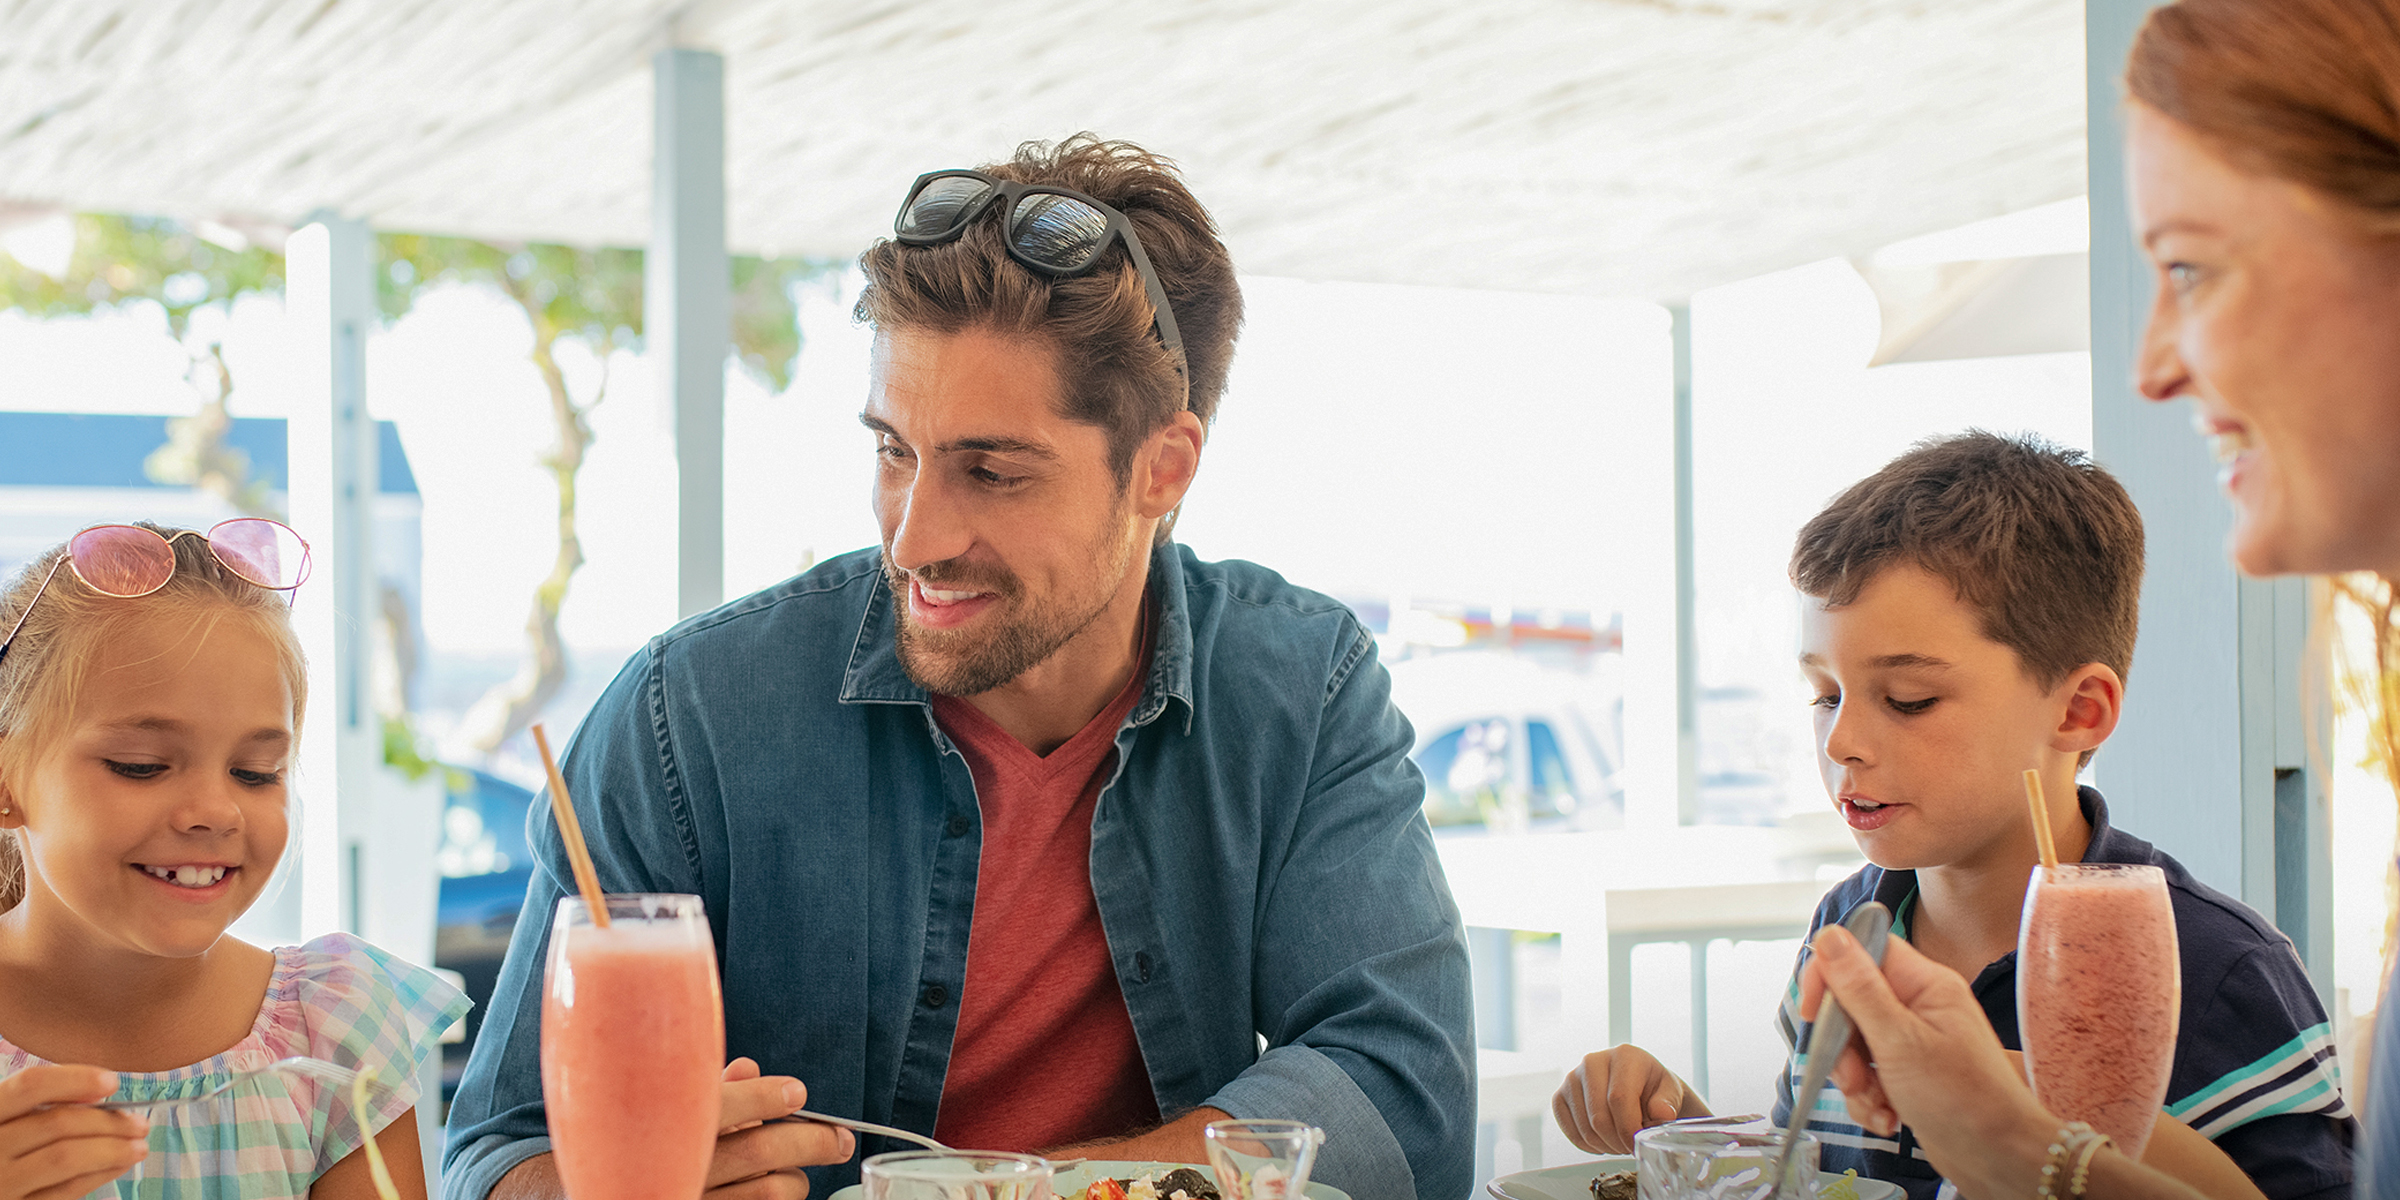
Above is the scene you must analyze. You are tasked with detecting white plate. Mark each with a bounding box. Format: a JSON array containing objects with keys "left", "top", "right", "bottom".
[
  {"left": 1485, "top": 1156, "right": 1903, "bottom": 1200},
  {"left": 827, "top": 1159, "right": 1351, "bottom": 1200}
]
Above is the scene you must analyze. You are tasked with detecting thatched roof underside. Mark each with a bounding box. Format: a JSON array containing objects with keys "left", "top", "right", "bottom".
[{"left": 0, "top": 0, "right": 2085, "bottom": 299}]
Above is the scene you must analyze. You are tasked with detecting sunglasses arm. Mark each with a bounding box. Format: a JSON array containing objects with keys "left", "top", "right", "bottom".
[
  {"left": 1117, "top": 235, "right": 1184, "bottom": 364},
  {"left": 1116, "top": 233, "right": 1191, "bottom": 414},
  {"left": 0, "top": 556, "right": 67, "bottom": 669}
]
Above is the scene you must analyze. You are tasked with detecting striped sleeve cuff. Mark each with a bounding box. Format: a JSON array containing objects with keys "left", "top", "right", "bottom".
[{"left": 2166, "top": 1022, "right": 2351, "bottom": 1138}]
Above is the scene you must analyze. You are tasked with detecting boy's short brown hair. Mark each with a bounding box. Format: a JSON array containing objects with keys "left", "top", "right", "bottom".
[{"left": 1790, "top": 430, "right": 2145, "bottom": 688}]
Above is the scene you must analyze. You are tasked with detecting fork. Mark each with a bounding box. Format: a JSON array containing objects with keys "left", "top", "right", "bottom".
[
  {"left": 775, "top": 1112, "right": 1083, "bottom": 1170},
  {"left": 96, "top": 1056, "right": 374, "bottom": 1112},
  {"left": 777, "top": 1110, "right": 950, "bottom": 1151}
]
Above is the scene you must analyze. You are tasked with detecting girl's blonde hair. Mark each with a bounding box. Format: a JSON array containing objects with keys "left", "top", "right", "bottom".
[{"left": 0, "top": 522, "right": 309, "bottom": 910}]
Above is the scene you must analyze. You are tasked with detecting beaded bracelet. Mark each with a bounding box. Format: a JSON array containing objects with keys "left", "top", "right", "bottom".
[
  {"left": 2035, "top": 1122, "right": 2099, "bottom": 1199},
  {"left": 2070, "top": 1130, "right": 2116, "bottom": 1199}
]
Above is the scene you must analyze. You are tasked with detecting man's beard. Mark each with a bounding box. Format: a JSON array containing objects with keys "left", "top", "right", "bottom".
[{"left": 884, "top": 502, "right": 1141, "bottom": 697}]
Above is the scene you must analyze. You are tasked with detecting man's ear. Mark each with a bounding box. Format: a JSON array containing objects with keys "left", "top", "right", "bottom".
[
  {"left": 1134, "top": 411, "right": 1205, "bottom": 522},
  {"left": 2052, "top": 662, "right": 2124, "bottom": 758}
]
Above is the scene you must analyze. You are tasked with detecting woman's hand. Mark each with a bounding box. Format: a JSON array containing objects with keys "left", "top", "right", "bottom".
[
  {"left": 1800, "top": 926, "right": 2055, "bottom": 1191},
  {"left": 1806, "top": 928, "right": 2239, "bottom": 1200},
  {"left": 0, "top": 1065, "right": 149, "bottom": 1200}
]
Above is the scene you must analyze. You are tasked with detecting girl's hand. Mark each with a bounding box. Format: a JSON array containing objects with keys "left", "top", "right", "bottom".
[{"left": 0, "top": 1066, "right": 150, "bottom": 1200}]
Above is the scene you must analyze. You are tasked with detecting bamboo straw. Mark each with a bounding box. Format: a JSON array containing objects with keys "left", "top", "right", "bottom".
[
  {"left": 532, "top": 723, "right": 611, "bottom": 929},
  {"left": 2023, "top": 767, "right": 2060, "bottom": 871}
]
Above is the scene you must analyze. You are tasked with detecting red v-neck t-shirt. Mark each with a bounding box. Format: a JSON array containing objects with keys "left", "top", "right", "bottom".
[{"left": 928, "top": 640, "right": 1160, "bottom": 1151}]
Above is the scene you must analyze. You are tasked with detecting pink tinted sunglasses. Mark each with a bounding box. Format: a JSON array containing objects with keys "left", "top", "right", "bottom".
[{"left": 0, "top": 519, "right": 313, "bottom": 667}]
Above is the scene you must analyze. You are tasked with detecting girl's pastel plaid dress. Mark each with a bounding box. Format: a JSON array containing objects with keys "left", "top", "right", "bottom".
[{"left": 0, "top": 933, "right": 470, "bottom": 1200}]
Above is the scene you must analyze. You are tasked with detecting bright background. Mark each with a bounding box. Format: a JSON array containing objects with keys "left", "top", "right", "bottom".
[{"left": 4, "top": 203, "right": 2386, "bottom": 1180}]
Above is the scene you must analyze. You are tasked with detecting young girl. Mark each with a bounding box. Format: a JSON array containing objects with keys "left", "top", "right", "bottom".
[{"left": 0, "top": 520, "right": 468, "bottom": 1200}]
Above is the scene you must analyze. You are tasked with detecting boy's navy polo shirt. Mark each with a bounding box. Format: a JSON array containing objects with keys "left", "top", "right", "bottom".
[{"left": 1769, "top": 787, "right": 2354, "bottom": 1200}]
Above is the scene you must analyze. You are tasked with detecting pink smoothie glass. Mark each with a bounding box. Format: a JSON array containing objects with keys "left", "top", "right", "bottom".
[
  {"left": 2016, "top": 863, "right": 2181, "bottom": 1157},
  {"left": 543, "top": 893, "right": 726, "bottom": 1200}
]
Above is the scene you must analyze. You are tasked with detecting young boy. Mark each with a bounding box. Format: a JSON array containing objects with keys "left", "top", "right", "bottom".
[{"left": 1551, "top": 433, "right": 2352, "bottom": 1199}]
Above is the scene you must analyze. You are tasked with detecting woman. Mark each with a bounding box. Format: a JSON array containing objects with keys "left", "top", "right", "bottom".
[{"left": 1804, "top": 0, "right": 2400, "bottom": 1195}]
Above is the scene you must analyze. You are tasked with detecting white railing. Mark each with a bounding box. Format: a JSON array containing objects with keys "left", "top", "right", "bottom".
[{"left": 1436, "top": 824, "right": 1855, "bottom": 1184}]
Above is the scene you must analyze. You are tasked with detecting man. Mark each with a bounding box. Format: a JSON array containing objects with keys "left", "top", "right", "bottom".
[{"left": 443, "top": 136, "right": 1476, "bottom": 1200}]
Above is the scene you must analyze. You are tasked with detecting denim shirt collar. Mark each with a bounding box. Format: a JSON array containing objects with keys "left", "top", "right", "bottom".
[{"left": 836, "top": 541, "right": 1197, "bottom": 735}]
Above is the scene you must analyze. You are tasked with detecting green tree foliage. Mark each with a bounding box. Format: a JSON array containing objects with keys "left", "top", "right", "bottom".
[
  {"left": 4, "top": 212, "right": 839, "bottom": 765},
  {"left": 732, "top": 254, "right": 808, "bottom": 393},
  {"left": 0, "top": 214, "right": 283, "bottom": 330},
  {"left": 0, "top": 214, "right": 286, "bottom": 517},
  {"left": 374, "top": 233, "right": 836, "bottom": 756}
]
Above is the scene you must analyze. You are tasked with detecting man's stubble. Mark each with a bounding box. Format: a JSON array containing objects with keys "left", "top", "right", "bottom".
[{"left": 886, "top": 493, "right": 1142, "bottom": 698}]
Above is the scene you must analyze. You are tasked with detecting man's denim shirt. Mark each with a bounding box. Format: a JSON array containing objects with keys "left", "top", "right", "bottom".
[{"left": 443, "top": 543, "right": 1478, "bottom": 1200}]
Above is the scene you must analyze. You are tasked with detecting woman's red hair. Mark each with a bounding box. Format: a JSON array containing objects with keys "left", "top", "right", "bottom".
[{"left": 2129, "top": 0, "right": 2400, "bottom": 231}]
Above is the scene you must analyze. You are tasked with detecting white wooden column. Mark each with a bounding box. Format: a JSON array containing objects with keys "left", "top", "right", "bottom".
[
  {"left": 651, "top": 47, "right": 731, "bottom": 619},
  {"left": 2086, "top": 0, "right": 2333, "bottom": 995},
  {"left": 1621, "top": 305, "right": 1689, "bottom": 829},
  {"left": 285, "top": 215, "right": 379, "bottom": 941},
  {"left": 292, "top": 219, "right": 452, "bottom": 1192},
  {"left": 1671, "top": 305, "right": 1700, "bottom": 824}
]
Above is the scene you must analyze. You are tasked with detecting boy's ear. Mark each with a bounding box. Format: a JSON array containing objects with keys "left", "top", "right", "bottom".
[{"left": 2051, "top": 663, "right": 2124, "bottom": 756}]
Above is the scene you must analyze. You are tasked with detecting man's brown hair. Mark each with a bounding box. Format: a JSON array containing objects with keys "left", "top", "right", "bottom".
[
  {"left": 855, "top": 135, "right": 1244, "bottom": 494},
  {"left": 1790, "top": 431, "right": 2145, "bottom": 688}
]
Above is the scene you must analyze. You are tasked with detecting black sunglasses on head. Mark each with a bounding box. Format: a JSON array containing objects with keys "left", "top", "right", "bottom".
[{"left": 893, "top": 170, "right": 1189, "bottom": 408}]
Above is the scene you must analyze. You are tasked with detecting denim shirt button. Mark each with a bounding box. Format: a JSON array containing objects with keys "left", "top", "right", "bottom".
[
  {"left": 920, "top": 982, "right": 949, "bottom": 1009},
  {"left": 946, "top": 814, "right": 971, "bottom": 837},
  {"left": 1134, "top": 952, "right": 1153, "bottom": 984}
]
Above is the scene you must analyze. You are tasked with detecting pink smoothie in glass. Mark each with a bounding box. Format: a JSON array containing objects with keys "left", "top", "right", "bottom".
[
  {"left": 2016, "top": 864, "right": 2181, "bottom": 1158},
  {"left": 543, "top": 914, "right": 725, "bottom": 1200}
]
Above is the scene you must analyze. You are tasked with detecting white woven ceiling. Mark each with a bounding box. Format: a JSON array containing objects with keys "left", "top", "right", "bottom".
[{"left": 0, "top": 0, "right": 2086, "bottom": 300}]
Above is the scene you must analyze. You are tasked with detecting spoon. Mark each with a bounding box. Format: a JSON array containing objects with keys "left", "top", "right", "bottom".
[{"left": 1771, "top": 901, "right": 1892, "bottom": 1198}]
